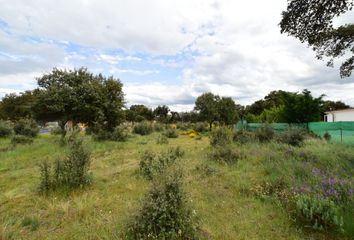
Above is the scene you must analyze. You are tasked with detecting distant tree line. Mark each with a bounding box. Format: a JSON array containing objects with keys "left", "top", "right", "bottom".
[{"left": 0, "top": 68, "right": 351, "bottom": 130}]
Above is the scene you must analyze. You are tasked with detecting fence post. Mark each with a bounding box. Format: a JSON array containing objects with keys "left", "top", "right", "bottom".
[{"left": 340, "top": 128, "right": 343, "bottom": 143}]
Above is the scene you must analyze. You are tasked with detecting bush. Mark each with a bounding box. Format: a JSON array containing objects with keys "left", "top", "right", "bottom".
[
  {"left": 324, "top": 132, "right": 331, "bottom": 142},
  {"left": 39, "top": 135, "right": 91, "bottom": 192},
  {"left": 156, "top": 134, "right": 168, "bottom": 144},
  {"left": 50, "top": 126, "right": 64, "bottom": 135},
  {"left": 193, "top": 122, "right": 208, "bottom": 132},
  {"left": 176, "top": 122, "right": 192, "bottom": 131},
  {"left": 111, "top": 125, "right": 130, "bottom": 141},
  {"left": 93, "top": 125, "right": 129, "bottom": 142},
  {"left": 163, "top": 128, "right": 179, "bottom": 138},
  {"left": 139, "top": 147, "right": 184, "bottom": 180},
  {"left": 209, "top": 127, "right": 233, "bottom": 146},
  {"left": 207, "top": 145, "right": 242, "bottom": 164},
  {"left": 153, "top": 123, "right": 165, "bottom": 132},
  {"left": 295, "top": 195, "right": 343, "bottom": 231},
  {"left": 255, "top": 124, "right": 274, "bottom": 143},
  {"left": 13, "top": 119, "right": 39, "bottom": 137},
  {"left": 11, "top": 135, "right": 34, "bottom": 145},
  {"left": 133, "top": 121, "right": 153, "bottom": 135},
  {"left": 126, "top": 171, "right": 199, "bottom": 239},
  {"left": 278, "top": 128, "right": 305, "bottom": 147},
  {"left": 0, "top": 121, "right": 12, "bottom": 138},
  {"left": 233, "top": 129, "right": 254, "bottom": 144}
]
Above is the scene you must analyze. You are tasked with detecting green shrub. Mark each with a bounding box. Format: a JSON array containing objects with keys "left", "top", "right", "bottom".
[
  {"left": 139, "top": 150, "right": 156, "bottom": 180},
  {"left": 209, "top": 127, "right": 233, "bottom": 146},
  {"left": 133, "top": 121, "right": 153, "bottom": 135},
  {"left": 255, "top": 124, "right": 274, "bottom": 143},
  {"left": 111, "top": 125, "right": 130, "bottom": 141},
  {"left": 153, "top": 123, "right": 165, "bottom": 132},
  {"left": 50, "top": 126, "right": 64, "bottom": 135},
  {"left": 13, "top": 119, "right": 39, "bottom": 137},
  {"left": 11, "top": 135, "right": 34, "bottom": 145},
  {"left": 126, "top": 171, "right": 199, "bottom": 239},
  {"left": 324, "top": 132, "right": 331, "bottom": 142},
  {"left": 39, "top": 136, "right": 91, "bottom": 192},
  {"left": 93, "top": 125, "right": 129, "bottom": 142},
  {"left": 163, "top": 128, "right": 179, "bottom": 138},
  {"left": 0, "top": 121, "right": 12, "bottom": 138},
  {"left": 156, "top": 134, "right": 168, "bottom": 144},
  {"left": 233, "top": 129, "right": 254, "bottom": 144},
  {"left": 193, "top": 122, "right": 208, "bottom": 132},
  {"left": 176, "top": 122, "right": 191, "bottom": 131},
  {"left": 207, "top": 145, "right": 242, "bottom": 164},
  {"left": 139, "top": 147, "right": 184, "bottom": 180},
  {"left": 278, "top": 128, "right": 305, "bottom": 146},
  {"left": 295, "top": 195, "right": 343, "bottom": 231}
]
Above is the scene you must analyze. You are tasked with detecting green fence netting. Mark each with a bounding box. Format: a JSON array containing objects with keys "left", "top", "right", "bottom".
[{"left": 235, "top": 121, "right": 354, "bottom": 144}]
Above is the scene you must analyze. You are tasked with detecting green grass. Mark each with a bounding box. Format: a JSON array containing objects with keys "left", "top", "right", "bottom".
[{"left": 0, "top": 133, "right": 353, "bottom": 239}]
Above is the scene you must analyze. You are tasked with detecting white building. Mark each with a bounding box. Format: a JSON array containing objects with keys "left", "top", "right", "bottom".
[{"left": 324, "top": 108, "right": 354, "bottom": 122}]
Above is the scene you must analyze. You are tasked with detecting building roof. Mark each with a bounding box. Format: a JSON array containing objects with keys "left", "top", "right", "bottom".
[{"left": 325, "top": 108, "right": 354, "bottom": 114}]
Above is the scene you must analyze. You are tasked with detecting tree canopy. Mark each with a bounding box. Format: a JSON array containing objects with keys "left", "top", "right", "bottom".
[
  {"left": 126, "top": 105, "right": 154, "bottom": 122},
  {"left": 0, "top": 91, "right": 36, "bottom": 121},
  {"left": 153, "top": 105, "right": 170, "bottom": 122},
  {"left": 194, "top": 92, "right": 238, "bottom": 128},
  {"left": 280, "top": 0, "right": 354, "bottom": 77},
  {"left": 32, "top": 68, "right": 124, "bottom": 131}
]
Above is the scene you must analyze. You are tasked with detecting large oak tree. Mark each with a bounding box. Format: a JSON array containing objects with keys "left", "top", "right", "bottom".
[{"left": 32, "top": 68, "right": 124, "bottom": 132}]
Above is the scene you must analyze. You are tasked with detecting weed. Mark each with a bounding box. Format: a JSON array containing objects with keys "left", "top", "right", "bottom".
[
  {"left": 277, "top": 128, "right": 305, "bottom": 146},
  {"left": 21, "top": 216, "right": 39, "bottom": 231},
  {"left": 255, "top": 124, "right": 274, "bottom": 143},
  {"left": 11, "top": 135, "right": 34, "bottom": 145},
  {"left": 207, "top": 145, "right": 242, "bottom": 164},
  {"left": 156, "top": 134, "right": 168, "bottom": 144}
]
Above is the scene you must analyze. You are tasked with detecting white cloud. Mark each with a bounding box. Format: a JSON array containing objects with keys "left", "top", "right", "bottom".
[{"left": 0, "top": 0, "right": 353, "bottom": 107}]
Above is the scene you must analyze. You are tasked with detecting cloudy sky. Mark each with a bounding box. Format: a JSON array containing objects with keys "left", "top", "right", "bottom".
[{"left": 0, "top": 0, "right": 353, "bottom": 111}]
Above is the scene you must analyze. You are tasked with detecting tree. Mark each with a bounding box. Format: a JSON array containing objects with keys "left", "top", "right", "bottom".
[
  {"left": 280, "top": 0, "right": 354, "bottom": 77},
  {"left": 179, "top": 111, "right": 200, "bottom": 123},
  {"left": 281, "top": 89, "right": 324, "bottom": 123},
  {"left": 153, "top": 105, "right": 170, "bottom": 122},
  {"left": 32, "top": 68, "right": 124, "bottom": 132},
  {"left": 169, "top": 111, "right": 181, "bottom": 123},
  {"left": 128, "top": 105, "right": 154, "bottom": 122},
  {"left": 194, "top": 92, "right": 220, "bottom": 129},
  {"left": 218, "top": 97, "right": 238, "bottom": 125},
  {"left": 0, "top": 91, "right": 37, "bottom": 121}
]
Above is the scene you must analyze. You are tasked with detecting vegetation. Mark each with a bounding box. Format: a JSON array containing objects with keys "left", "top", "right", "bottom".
[
  {"left": 126, "top": 170, "right": 199, "bottom": 240},
  {"left": 13, "top": 119, "right": 39, "bottom": 137},
  {"left": 32, "top": 67, "right": 124, "bottom": 133},
  {"left": 0, "top": 121, "right": 12, "bottom": 138},
  {"left": 194, "top": 92, "right": 238, "bottom": 129},
  {"left": 0, "top": 67, "right": 353, "bottom": 240},
  {"left": 39, "top": 135, "right": 91, "bottom": 193},
  {"left": 133, "top": 121, "right": 154, "bottom": 135},
  {"left": 209, "top": 127, "right": 233, "bottom": 146},
  {"left": 0, "top": 131, "right": 354, "bottom": 239},
  {"left": 280, "top": 0, "right": 354, "bottom": 77}
]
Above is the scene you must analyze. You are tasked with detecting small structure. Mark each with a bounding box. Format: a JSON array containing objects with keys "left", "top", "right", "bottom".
[{"left": 324, "top": 108, "right": 354, "bottom": 122}]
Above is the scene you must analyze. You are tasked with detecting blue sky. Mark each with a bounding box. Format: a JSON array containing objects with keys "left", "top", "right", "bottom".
[{"left": 0, "top": 0, "right": 353, "bottom": 111}]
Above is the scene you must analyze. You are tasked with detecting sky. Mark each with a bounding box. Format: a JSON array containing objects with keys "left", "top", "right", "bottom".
[{"left": 0, "top": 0, "right": 353, "bottom": 111}]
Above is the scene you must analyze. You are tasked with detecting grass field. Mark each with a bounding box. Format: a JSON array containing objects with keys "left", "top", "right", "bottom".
[{"left": 0, "top": 132, "right": 353, "bottom": 239}]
